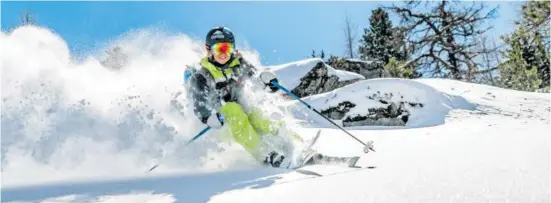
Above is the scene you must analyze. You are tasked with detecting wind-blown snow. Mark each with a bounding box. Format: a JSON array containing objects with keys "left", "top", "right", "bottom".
[
  {"left": 268, "top": 58, "right": 365, "bottom": 91},
  {"left": 2, "top": 26, "right": 549, "bottom": 203},
  {"left": 0, "top": 25, "right": 267, "bottom": 187}
]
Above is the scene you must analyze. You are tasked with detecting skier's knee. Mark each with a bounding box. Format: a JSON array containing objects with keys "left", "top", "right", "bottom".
[
  {"left": 222, "top": 101, "right": 243, "bottom": 113},
  {"left": 220, "top": 102, "right": 248, "bottom": 123}
]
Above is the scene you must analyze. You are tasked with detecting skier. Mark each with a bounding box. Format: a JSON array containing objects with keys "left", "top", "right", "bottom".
[{"left": 186, "top": 26, "right": 304, "bottom": 168}]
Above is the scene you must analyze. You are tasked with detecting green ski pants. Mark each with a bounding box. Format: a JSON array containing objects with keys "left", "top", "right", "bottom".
[{"left": 219, "top": 102, "right": 302, "bottom": 162}]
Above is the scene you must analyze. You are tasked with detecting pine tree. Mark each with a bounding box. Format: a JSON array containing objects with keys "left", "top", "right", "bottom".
[
  {"left": 521, "top": 1, "right": 550, "bottom": 41},
  {"left": 532, "top": 33, "right": 550, "bottom": 88},
  {"left": 517, "top": 1, "right": 550, "bottom": 88},
  {"left": 497, "top": 0, "right": 550, "bottom": 91},
  {"left": 359, "top": 8, "right": 401, "bottom": 64},
  {"left": 499, "top": 30, "right": 542, "bottom": 92}
]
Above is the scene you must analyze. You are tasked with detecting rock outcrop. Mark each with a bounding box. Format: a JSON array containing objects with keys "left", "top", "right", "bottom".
[
  {"left": 317, "top": 91, "right": 420, "bottom": 127},
  {"left": 291, "top": 61, "right": 362, "bottom": 98}
]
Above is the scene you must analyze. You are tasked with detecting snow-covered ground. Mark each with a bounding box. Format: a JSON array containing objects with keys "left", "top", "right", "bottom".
[
  {"left": 2, "top": 26, "right": 550, "bottom": 203},
  {"left": 3, "top": 79, "right": 549, "bottom": 203}
]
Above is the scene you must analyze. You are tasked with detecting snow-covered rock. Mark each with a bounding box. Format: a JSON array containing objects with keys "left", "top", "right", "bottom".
[
  {"left": 269, "top": 58, "right": 365, "bottom": 98},
  {"left": 284, "top": 78, "right": 477, "bottom": 127}
]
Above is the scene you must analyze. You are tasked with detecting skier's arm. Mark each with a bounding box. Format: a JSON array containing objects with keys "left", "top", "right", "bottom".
[
  {"left": 238, "top": 56, "right": 279, "bottom": 92},
  {"left": 237, "top": 56, "right": 257, "bottom": 79},
  {"left": 188, "top": 73, "right": 216, "bottom": 124}
]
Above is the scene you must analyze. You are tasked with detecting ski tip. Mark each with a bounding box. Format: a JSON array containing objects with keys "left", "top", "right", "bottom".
[
  {"left": 295, "top": 169, "right": 323, "bottom": 177},
  {"left": 347, "top": 156, "right": 361, "bottom": 168}
]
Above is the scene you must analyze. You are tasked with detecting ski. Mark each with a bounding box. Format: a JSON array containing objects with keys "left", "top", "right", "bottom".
[
  {"left": 293, "top": 154, "right": 374, "bottom": 177},
  {"left": 267, "top": 129, "right": 375, "bottom": 177},
  {"left": 291, "top": 129, "right": 376, "bottom": 176},
  {"left": 294, "top": 129, "right": 359, "bottom": 169},
  {"left": 295, "top": 153, "right": 361, "bottom": 169},
  {"left": 305, "top": 154, "right": 361, "bottom": 167}
]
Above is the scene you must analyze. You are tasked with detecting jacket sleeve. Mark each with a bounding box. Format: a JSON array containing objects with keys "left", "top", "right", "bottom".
[
  {"left": 238, "top": 57, "right": 280, "bottom": 93},
  {"left": 238, "top": 57, "right": 257, "bottom": 79},
  {"left": 188, "top": 73, "right": 216, "bottom": 124}
]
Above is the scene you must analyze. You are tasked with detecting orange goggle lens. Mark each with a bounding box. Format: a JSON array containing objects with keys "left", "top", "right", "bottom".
[{"left": 211, "top": 42, "right": 234, "bottom": 56}]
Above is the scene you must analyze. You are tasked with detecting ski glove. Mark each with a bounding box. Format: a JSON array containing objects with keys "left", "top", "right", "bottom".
[
  {"left": 260, "top": 71, "right": 279, "bottom": 92},
  {"left": 205, "top": 112, "right": 224, "bottom": 129}
]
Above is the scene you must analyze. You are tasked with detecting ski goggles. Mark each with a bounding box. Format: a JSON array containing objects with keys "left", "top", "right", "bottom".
[{"left": 210, "top": 42, "right": 234, "bottom": 56}]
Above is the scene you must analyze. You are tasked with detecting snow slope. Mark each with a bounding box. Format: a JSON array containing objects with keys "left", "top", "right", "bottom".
[
  {"left": 3, "top": 78, "right": 549, "bottom": 203},
  {"left": 268, "top": 58, "right": 365, "bottom": 91},
  {"left": 2, "top": 26, "right": 549, "bottom": 203}
]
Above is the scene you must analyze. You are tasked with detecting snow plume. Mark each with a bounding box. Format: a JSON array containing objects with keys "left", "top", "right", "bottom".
[{"left": 0, "top": 25, "right": 264, "bottom": 187}]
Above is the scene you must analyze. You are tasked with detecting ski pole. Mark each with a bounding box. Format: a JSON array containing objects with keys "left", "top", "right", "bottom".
[
  {"left": 271, "top": 81, "right": 375, "bottom": 153},
  {"left": 146, "top": 126, "right": 211, "bottom": 173}
]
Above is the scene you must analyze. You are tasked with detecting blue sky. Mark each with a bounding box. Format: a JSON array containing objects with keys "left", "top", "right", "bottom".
[{"left": 2, "top": 1, "right": 523, "bottom": 65}]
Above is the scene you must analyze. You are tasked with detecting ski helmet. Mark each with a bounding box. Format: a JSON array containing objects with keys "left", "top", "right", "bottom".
[{"left": 206, "top": 26, "right": 235, "bottom": 48}]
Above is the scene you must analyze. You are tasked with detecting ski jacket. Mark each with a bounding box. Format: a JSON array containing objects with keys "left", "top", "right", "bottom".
[{"left": 188, "top": 54, "right": 258, "bottom": 123}]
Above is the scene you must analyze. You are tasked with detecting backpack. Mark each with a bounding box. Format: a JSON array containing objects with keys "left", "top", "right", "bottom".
[{"left": 184, "top": 65, "right": 198, "bottom": 87}]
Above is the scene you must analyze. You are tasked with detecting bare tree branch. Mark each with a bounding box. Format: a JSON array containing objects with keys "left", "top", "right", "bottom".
[{"left": 388, "top": 1, "right": 498, "bottom": 81}]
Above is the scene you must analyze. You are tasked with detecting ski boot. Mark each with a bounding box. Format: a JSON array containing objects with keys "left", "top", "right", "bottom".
[{"left": 263, "top": 151, "right": 291, "bottom": 168}]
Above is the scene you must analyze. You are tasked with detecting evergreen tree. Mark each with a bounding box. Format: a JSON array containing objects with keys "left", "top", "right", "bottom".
[
  {"left": 359, "top": 8, "right": 401, "bottom": 64},
  {"left": 517, "top": 1, "right": 550, "bottom": 88},
  {"left": 520, "top": 1, "right": 550, "bottom": 41},
  {"left": 532, "top": 33, "right": 550, "bottom": 88},
  {"left": 499, "top": 30, "right": 542, "bottom": 91},
  {"left": 501, "top": 1, "right": 550, "bottom": 89}
]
